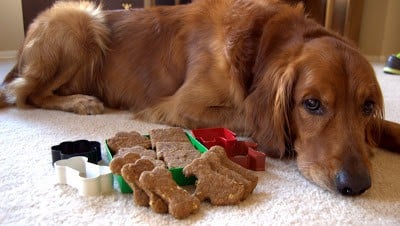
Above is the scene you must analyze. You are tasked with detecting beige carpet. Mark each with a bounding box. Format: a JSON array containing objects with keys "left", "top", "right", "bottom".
[{"left": 0, "top": 60, "right": 399, "bottom": 225}]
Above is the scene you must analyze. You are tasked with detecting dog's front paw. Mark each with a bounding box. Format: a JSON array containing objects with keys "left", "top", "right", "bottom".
[{"left": 68, "top": 95, "right": 104, "bottom": 115}]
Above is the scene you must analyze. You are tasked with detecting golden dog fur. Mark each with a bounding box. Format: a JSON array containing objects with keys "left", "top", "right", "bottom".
[{"left": 1, "top": 0, "right": 400, "bottom": 195}]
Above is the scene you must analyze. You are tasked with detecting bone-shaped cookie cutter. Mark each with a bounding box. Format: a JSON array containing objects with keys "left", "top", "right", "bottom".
[
  {"left": 54, "top": 156, "right": 113, "bottom": 196},
  {"left": 51, "top": 140, "right": 101, "bottom": 165}
]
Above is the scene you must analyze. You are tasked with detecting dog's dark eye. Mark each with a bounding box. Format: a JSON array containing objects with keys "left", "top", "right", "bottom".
[
  {"left": 303, "top": 98, "right": 324, "bottom": 115},
  {"left": 362, "top": 101, "right": 374, "bottom": 116}
]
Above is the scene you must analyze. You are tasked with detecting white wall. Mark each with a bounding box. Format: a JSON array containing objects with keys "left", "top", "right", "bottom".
[
  {"left": 0, "top": 0, "right": 399, "bottom": 60},
  {"left": 359, "top": 0, "right": 400, "bottom": 61},
  {"left": 0, "top": 0, "right": 24, "bottom": 55},
  {"left": 381, "top": 0, "right": 400, "bottom": 57}
]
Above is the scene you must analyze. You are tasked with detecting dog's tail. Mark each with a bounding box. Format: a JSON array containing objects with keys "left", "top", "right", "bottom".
[
  {"left": 0, "top": 63, "right": 19, "bottom": 108},
  {"left": 0, "top": 1, "right": 110, "bottom": 109},
  {"left": 0, "top": 86, "right": 10, "bottom": 108}
]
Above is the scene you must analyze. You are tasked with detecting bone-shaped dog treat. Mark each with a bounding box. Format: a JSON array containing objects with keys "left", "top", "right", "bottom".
[
  {"left": 209, "top": 146, "right": 258, "bottom": 193},
  {"left": 183, "top": 146, "right": 258, "bottom": 205},
  {"left": 107, "top": 131, "right": 151, "bottom": 154},
  {"left": 109, "top": 152, "right": 141, "bottom": 175},
  {"left": 183, "top": 157, "right": 245, "bottom": 205},
  {"left": 121, "top": 159, "right": 168, "bottom": 213},
  {"left": 140, "top": 156, "right": 166, "bottom": 168},
  {"left": 139, "top": 167, "right": 200, "bottom": 219},
  {"left": 110, "top": 151, "right": 165, "bottom": 173},
  {"left": 205, "top": 152, "right": 254, "bottom": 200}
]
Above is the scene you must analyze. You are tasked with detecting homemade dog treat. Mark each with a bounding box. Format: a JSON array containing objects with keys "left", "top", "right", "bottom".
[
  {"left": 206, "top": 153, "right": 254, "bottom": 199},
  {"left": 149, "top": 127, "right": 189, "bottom": 148},
  {"left": 156, "top": 142, "right": 201, "bottom": 168},
  {"left": 111, "top": 146, "right": 165, "bottom": 170},
  {"left": 107, "top": 128, "right": 261, "bottom": 218},
  {"left": 211, "top": 146, "right": 258, "bottom": 192},
  {"left": 116, "top": 146, "right": 156, "bottom": 159},
  {"left": 121, "top": 160, "right": 168, "bottom": 213},
  {"left": 109, "top": 152, "right": 141, "bottom": 175},
  {"left": 156, "top": 142, "right": 195, "bottom": 159},
  {"left": 139, "top": 167, "right": 201, "bottom": 219},
  {"left": 183, "top": 146, "right": 258, "bottom": 205},
  {"left": 121, "top": 163, "right": 150, "bottom": 207},
  {"left": 109, "top": 152, "right": 150, "bottom": 206},
  {"left": 184, "top": 157, "right": 245, "bottom": 205},
  {"left": 107, "top": 131, "right": 151, "bottom": 153},
  {"left": 109, "top": 151, "right": 166, "bottom": 209},
  {"left": 140, "top": 156, "right": 166, "bottom": 168}
]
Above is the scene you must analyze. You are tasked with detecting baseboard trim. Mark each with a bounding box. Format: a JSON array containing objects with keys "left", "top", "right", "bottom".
[
  {"left": 0, "top": 51, "right": 17, "bottom": 59},
  {"left": 365, "top": 55, "right": 387, "bottom": 63}
]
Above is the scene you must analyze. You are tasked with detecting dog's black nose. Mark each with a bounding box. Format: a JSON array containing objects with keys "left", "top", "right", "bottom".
[{"left": 335, "top": 170, "right": 371, "bottom": 196}]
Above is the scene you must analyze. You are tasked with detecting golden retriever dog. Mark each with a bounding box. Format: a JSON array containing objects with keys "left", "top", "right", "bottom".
[{"left": 1, "top": 0, "right": 400, "bottom": 196}]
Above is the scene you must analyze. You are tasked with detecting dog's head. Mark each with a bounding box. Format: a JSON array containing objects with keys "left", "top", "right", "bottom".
[
  {"left": 290, "top": 38, "right": 383, "bottom": 195},
  {"left": 245, "top": 9, "right": 383, "bottom": 195}
]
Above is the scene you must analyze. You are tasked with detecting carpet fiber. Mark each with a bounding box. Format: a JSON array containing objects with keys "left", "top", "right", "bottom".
[{"left": 0, "top": 60, "right": 399, "bottom": 225}]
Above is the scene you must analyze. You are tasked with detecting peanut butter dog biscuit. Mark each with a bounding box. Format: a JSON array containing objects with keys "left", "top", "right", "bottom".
[
  {"left": 140, "top": 156, "right": 166, "bottom": 168},
  {"left": 212, "top": 146, "right": 258, "bottom": 188},
  {"left": 156, "top": 142, "right": 200, "bottom": 168},
  {"left": 149, "top": 127, "right": 189, "bottom": 149},
  {"left": 183, "top": 146, "right": 258, "bottom": 205},
  {"left": 139, "top": 167, "right": 200, "bottom": 219},
  {"left": 113, "top": 146, "right": 166, "bottom": 169},
  {"left": 204, "top": 146, "right": 258, "bottom": 198},
  {"left": 116, "top": 146, "right": 157, "bottom": 159},
  {"left": 121, "top": 159, "right": 168, "bottom": 213},
  {"left": 206, "top": 154, "right": 253, "bottom": 199},
  {"left": 109, "top": 152, "right": 141, "bottom": 175},
  {"left": 109, "top": 152, "right": 154, "bottom": 207},
  {"left": 184, "top": 157, "right": 245, "bottom": 205},
  {"left": 107, "top": 131, "right": 151, "bottom": 154},
  {"left": 121, "top": 162, "right": 151, "bottom": 207}
]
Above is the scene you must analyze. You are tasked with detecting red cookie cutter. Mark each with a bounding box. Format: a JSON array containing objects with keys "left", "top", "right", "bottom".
[{"left": 191, "top": 128, "right": 266, "bottom": 171}]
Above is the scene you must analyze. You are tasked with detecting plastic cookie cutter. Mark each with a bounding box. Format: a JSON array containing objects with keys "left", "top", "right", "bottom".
[
  {"left": 192, "top": 128, "right": 266, "bottom": 171},
  {"left": 54, "top": 156, "right": 113, "bottom": 196},
  {"left": 51, "top": 140, "right": 101, "bottom": 165},
  {"left": 229, "top": 141, "right": 266, "bottom": 171},
  {"left": 191, "top": 128, "right": 237, "bottom": 151}
]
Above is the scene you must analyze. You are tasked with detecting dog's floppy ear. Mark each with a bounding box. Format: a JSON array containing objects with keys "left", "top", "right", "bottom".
[
  {"left": 365, "top": 97, "right": 384, "bottom": 149},
  {"left": 241, "top": 2, "right": 306, "bottom": 157},
  {"left": 245, "top": 63, "right": 297, "bottom": 158},
  {"left": 293, "top": 1, "right": 305, "bottom": 14}
]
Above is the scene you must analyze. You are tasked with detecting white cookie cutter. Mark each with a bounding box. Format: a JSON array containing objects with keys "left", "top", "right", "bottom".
[{"left": 54, "top": 156, "right": 113, "bottom": 196}]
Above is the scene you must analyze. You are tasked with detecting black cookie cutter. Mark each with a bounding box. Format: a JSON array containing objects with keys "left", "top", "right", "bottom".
[{"left": 51, "top": 140, "right": 101, "bottom": 165}]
